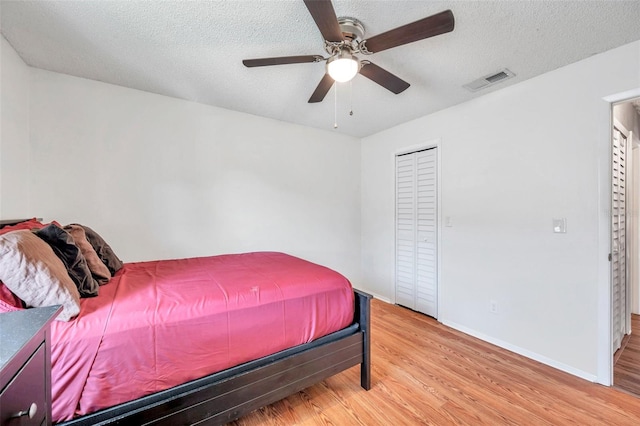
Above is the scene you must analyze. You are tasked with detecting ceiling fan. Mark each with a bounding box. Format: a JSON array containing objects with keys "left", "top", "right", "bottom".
[{"left": 242, "top": 0, "right": 455, "bottom": 103}]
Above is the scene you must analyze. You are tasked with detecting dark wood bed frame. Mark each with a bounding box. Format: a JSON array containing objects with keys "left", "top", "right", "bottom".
[
  {"left": 0, "top": 219, "right": 372, "bottom": 426},
  {"left": 57, "top": 291, "right": 371, "bottom": 426}
]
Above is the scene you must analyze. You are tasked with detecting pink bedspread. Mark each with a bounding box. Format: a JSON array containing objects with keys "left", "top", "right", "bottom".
[{"left": 49, "top": 252, "right": 354, "bottom": 422}]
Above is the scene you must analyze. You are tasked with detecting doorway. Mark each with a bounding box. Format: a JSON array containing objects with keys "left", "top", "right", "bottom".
[{"left": 612, "top": 98, "right": 640, "bottom": 396}]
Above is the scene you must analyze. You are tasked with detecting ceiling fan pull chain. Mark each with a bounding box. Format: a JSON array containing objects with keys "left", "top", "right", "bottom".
[
  {"left": 334, "top": 83, "right": 338, "bottom": 129},
  {"left": 349, "top": 80, "right": 354, "bottom": 116}
]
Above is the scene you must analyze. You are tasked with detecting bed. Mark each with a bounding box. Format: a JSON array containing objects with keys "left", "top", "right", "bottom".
[{"left": 0, "top": 219, "right": 371, "bottom": 426}]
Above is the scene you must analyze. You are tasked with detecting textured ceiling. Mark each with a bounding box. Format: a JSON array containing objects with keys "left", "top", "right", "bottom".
[{"left": 1, "top": 0, "right": 640, "bottom": 138}]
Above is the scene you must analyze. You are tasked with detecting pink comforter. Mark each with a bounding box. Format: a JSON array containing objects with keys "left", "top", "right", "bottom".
[{"left": 50, "top": 252, "right": 354, "bottom": 422}]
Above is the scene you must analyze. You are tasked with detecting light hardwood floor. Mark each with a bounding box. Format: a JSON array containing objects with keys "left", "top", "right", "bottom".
[
  {"left": 615, "top": 314, "right": 640, "bottom": 397},
  {"left": 230, "top": 299, "right": 640, "bottom": 425}
]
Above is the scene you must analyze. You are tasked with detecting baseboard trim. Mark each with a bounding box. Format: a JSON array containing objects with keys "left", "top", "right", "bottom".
[{"left": 442, "top": 320, "right": 598, "bottom": 383}]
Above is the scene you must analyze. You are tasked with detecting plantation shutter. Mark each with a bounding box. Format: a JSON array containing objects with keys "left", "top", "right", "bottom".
[{"left": 395, "top": 148, "right": 438, "bottom": 317}]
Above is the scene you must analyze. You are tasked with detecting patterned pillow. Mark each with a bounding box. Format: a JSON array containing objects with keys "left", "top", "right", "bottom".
[{"left": 0, "top": 230, "right": 80, "bottom": 321}]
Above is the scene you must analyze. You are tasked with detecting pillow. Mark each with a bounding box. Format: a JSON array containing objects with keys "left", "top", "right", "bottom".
[
  {"left": 0, "top": 230, "right": 80, "bottom": 321},
  {"left": 35, "top": 224, "right": 100, "bottom": 298},
  {"left": 0, "top": 280, "right": 24, "bottom": 312},
  {"left": 64, "top": 225, "right": 112, "bottom": 284},
  {"left": 74, "top": 224, "right": 123, "bottom": 274},
  {"left": 0, "top": 218, "right": 46, "bottom": 235}
]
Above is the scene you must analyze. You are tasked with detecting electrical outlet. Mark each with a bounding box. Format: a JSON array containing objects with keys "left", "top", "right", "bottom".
[{"left": 489, "top": 300, "right": 498, "bottom": 314}]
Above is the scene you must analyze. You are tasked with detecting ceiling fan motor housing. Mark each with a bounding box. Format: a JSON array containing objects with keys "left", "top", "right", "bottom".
[
  {"left": 338, "top": 17, "right": 365, "bottom": 41},
  {"left": 325, "top": 17, "right": 365, "bottom": 58}
]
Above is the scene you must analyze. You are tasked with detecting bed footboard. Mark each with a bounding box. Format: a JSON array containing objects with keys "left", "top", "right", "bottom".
[
  {"left": 354, "top": 289, "right": 372, "bottom": 390},
  {"left": 57, "top": 289, "right": 372, "bottom": 426}
]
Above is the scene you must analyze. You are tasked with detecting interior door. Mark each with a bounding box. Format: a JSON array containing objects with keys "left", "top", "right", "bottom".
[
  {"left": 612, "top": 123, "right": 628, "bottom": 352},
  {"left": 396, "top": 154, "right": 417, "bottom": 310},
  {"left": 395, "top": 148, "right": 438, "bottom": 317}
]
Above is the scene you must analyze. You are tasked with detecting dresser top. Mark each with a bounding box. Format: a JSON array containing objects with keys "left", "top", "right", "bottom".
[{"left": 0, "top": 306, "right": 61, "bottom": 371}]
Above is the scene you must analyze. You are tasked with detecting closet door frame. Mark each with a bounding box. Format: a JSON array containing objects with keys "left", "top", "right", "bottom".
[{"left": 393, "top": 139, "right": 442, "bottom": 318}]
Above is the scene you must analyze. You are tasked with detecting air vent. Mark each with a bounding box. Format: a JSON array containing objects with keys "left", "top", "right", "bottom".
[{"left": 463, "top": 68, "right": 515, "bottom": 92}]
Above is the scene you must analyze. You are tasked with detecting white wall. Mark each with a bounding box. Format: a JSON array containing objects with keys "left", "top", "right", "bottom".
[
  {"left": 26, "top": 69, "right": 362, "bottom": 285},
  {"left": 5, "top": 21, "right": 640, "bottom": 385},
  {"left": 361, "top": 41, "right": 640, "bottom": 382},
  {"left": 0, "top": 36, "right": 31, "bottom": 218}
]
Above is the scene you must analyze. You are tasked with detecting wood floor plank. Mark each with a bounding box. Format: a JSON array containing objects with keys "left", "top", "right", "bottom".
[
  {"left": 231, "top": 300, "right": 640, "bottom": 425},
  {"left": 614, "top": 314, "right": 640, "bottom": 396}
]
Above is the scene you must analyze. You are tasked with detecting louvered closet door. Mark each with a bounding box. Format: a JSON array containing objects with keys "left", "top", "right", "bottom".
[
  {"left": 612, "top": 126, "right": 628, "bottom": 352},
  {"left": 395, "top": 148, "right": 438, "bottom": 317}
]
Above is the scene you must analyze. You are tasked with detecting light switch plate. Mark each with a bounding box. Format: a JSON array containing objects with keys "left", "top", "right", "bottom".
[{"left": 553, "top": 218, "right": 567, "bottom": 233}]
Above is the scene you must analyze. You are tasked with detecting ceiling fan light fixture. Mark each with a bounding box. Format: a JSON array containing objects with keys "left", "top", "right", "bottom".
[{"left": 327, "top": 51, "right": 360, "bottom": 82}]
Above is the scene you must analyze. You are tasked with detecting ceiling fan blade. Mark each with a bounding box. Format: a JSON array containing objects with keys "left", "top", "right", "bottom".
[
  {"left": 308, "top": 74, "right": 334, "bottom": 103},
  {"left": 243, "top": 55, "right": 323, "bottom": 67},
  {"left": 359, "top": 62, "right": 410, "bottom": 94},
  {"left": 303, "top": 0, "right": 344, "bottom": 42},
  {"left": 362, "top": 9, "right": 454, "bottom": 53}
]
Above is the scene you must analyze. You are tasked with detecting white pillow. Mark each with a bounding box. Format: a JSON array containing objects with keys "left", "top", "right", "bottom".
[{"left": 0, "top": 230, "right": 80, "bottom": 321}]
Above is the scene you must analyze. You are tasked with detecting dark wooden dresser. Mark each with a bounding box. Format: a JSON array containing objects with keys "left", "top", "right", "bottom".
[{"left": 0, "top": 306, "right": 61, "bottom": 426}]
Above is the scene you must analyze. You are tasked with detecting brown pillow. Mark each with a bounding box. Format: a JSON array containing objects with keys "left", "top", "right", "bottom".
[
  {"left": 0, "top": 230, "right": 80, "bottom": 321},
  {"left": 35, "top": 224, "right": 100, "bottom": 298},
  {"left": 64, "top": 225, "right": 111, "bottom": 284},
  {"left": 74, "top": 224, "right": 123, "bottom": 274}
]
